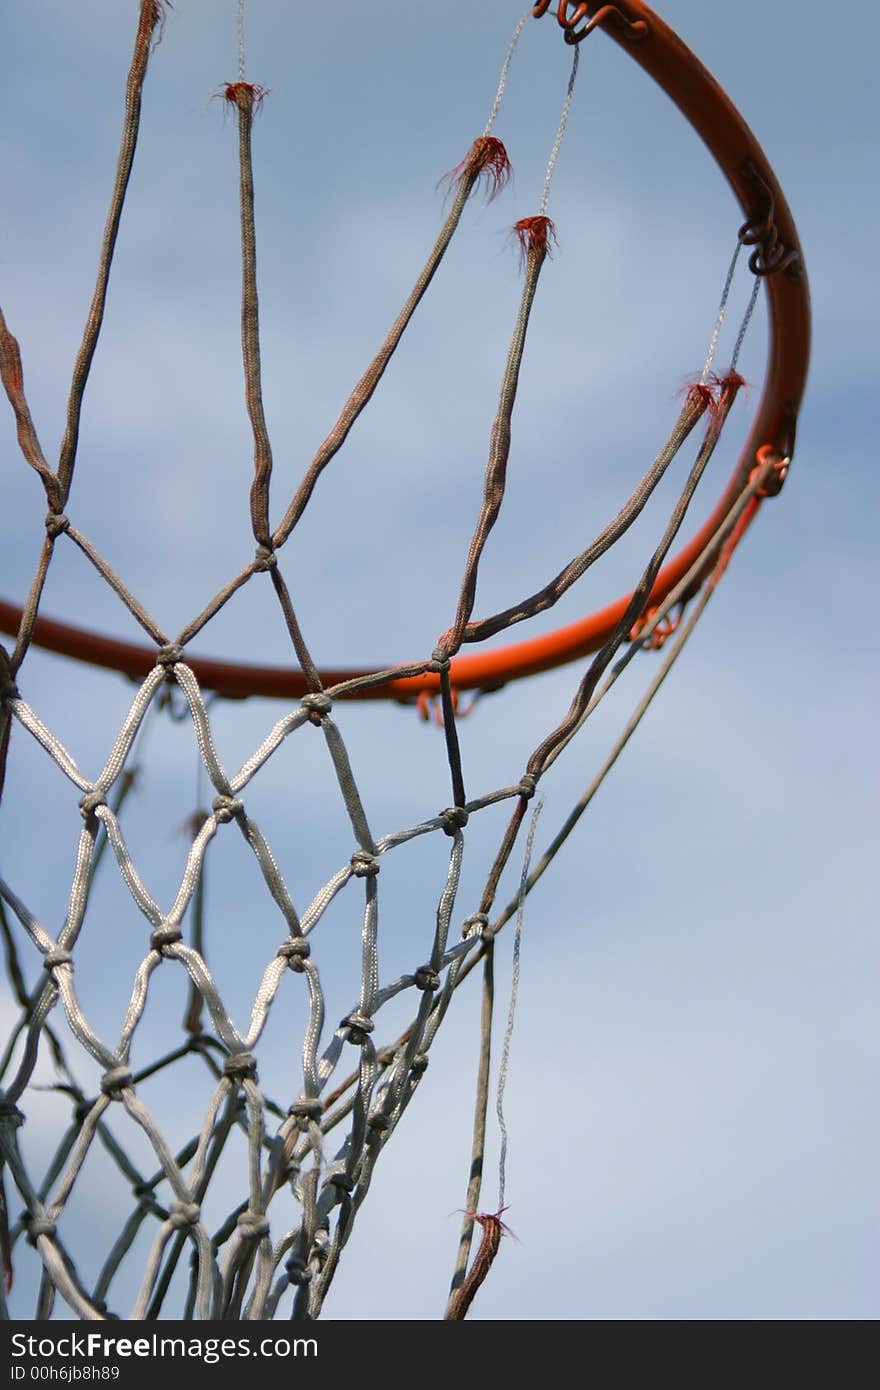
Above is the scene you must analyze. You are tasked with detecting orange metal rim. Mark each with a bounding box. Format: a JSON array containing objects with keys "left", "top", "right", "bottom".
[{"left": 0, "top": 1, "right": 810, "bottom": 704}]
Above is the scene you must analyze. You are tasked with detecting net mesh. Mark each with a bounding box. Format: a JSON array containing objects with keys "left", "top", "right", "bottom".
[{"left": 0, "top": 1, "right": 782, "bottom": 1320}]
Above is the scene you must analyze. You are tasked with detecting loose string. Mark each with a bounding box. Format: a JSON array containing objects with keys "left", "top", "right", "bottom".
[
  {"left": 236, "top": 0, "right": 246, "bottom": 81},
  {"left": 730, "top": 275, "right": 760, "bottom": 371},
  {"left": 700, "top": 242, "right": 742, "bottom": 384},
  {"left": 495, "top": 800, "right": 543, "bottom": 1213},
  {"left": 484, "top": 8, "right": 532, "bottom": 136},
  {"left": 701, "top": 241, "right": 762, "bottom": 383},
  {"left": 540, "top": 44, "right": 580, "bottom": 215}
]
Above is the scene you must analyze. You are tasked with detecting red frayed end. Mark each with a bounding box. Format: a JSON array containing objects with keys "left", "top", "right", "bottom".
[
  {"left": 681, "top": 370, "right": 750, "bottom": 419},
  {"left": 220, "top": 81, "right": 270, "bottom": 113},
  {"left": 719, "top": 369, "right": 748, "bottom": 396},
  {"left": 141, "top": 0, "right": 170, "bottom": 48},
  {"left": 467, "top": 136, "right": 513, "bottom": 201},
  {"left": 681, "top": 380, "right": 718, "bottom": 415},
  {"left": 512, "top": 215, "right": 557, "bottom": 267},
  {"left": 465, "top": 1208, "right": 516, "bottom": 1242},
  {"left": 445, "top": 1208, "right": 515, "bottom": 1318},
  {"left": 710, "top": 369, "right": 750, "bottom": 419},
  {"left": 445, "top": 136, "right": 512, "bottom": 203}
]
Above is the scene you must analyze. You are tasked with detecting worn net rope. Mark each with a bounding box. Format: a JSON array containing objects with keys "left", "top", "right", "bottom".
[{"left": 0, "top": 1, "right": 772, "bottom": 1320}]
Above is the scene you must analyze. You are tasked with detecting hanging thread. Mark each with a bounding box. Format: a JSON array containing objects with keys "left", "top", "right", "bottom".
[
  {"left": 730, "top": 275, "right": 760, "bottom": 372},
  {"left": 484, "top": 8, "right": 532, "bottom": 136},
  {"left": 540, "top": 44, "right": 580, "bottom": 215},
  {"left": 700, "top": 242, "right": 742, "bottom": 385},
  {"left": 495, "top": 799, "right": 543, "bottom": 1213},
  {"left": 236, "top": 0, "right": 246, "bottom": 81},
  {"left": 700, "top": 238, "right": 762, "bottom": 386}
]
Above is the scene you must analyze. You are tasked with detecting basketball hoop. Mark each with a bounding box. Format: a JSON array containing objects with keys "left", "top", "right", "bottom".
[
  {"left": 0, "top": 2, "right": 806, "bottom": 704},
  {"left": 0, "top": 1, "right": 809, "bottom": 1321}
]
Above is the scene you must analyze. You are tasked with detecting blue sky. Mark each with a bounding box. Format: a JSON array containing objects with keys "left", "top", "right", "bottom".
[{"left": 0, "top": 1, "right": 875, "bottom": 1320}]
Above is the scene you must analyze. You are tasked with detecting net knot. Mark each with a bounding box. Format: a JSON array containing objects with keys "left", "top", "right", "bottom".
[
  {"left": 253, "top": 543, "right": 277, "bottom": 571},
  {"left": 156, "top": 643, "right": 184, "bottom": 667},
  {"left": 100, "top": 1066, "right": 133, "bottom": 1097},
  {"left": 410, "top": 1053, "right": 429, "bottom": 1076},
  {"left": 430, "top": 647, "right": 451, "bottom": 673},
  {"left": 285, "top": 1254, "right": 312, "bottom": 1286},
  {"left": 79, "top": 789, "right": 106, "bottom": 819},
  {"left": 42, "top": 947, "right": 72, "bottom": 973},
  {"left": 328, "top": 1172, "right": 354, "bottom": 1194},
  {"left": 150, "top": 924, "right": 183, "bottom": 953},
  {"left": 237, "top": 1209, "right": 270, "bottom": 1241},
  {"left": 414, "top": 965, "right": 440, "bottom": 992},
  {"left": 350, "top": 849, "right": 379, "bottom": 879},
  {"left": 301, "top": 691, "right": 331, "bottom": 724},
  {"left": 368, "top": 1111, "right": 392, "bottom": 1133},
  {"left": 224, "top": 1051, "right": 257, "bottom": 1081},
  {"left": 288, "top": 1097, "right": 323, "bottom": 1126},
  {"left": 25, "top": 1213, "right": 56, "bottom": 1246},
  {"left": 169, "top": 1201, "right": 201, "bottom": 1231},
  {"left": 518, "top": 773, "right": 538, "bottom": 801},
  {"left": 340, "top": 1011, "right": 374, "bottom": 1044},
  {"left": 44, "top": 511, "right": 70, "bottom": 539},
  {"left": 0, "top": 677, "right": 19, "bottom": 703},
  {"left": 463, "top": 912, "right": 489, "bottom": 940},
  {"left": 212, "top": 793, "right": 243, "bottom": 824},
  {"left": 277, "top": 937, "right": 311, "bottom": 970},
  {"left": 440, "top": 806, "right": 469, "bottom": 836}
]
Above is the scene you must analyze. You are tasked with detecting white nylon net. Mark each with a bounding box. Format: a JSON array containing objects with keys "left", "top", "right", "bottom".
[{"left": 0, "top": 2, "right": 780, "bottom": 1320}]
